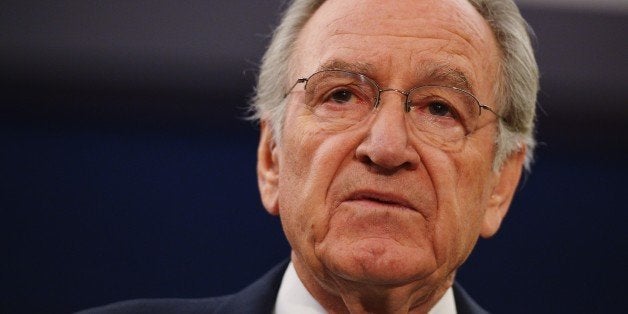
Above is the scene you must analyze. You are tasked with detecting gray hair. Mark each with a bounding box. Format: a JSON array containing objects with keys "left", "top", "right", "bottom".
[{"left": 249, "top": 0, "right": 539, "bottom": 171}]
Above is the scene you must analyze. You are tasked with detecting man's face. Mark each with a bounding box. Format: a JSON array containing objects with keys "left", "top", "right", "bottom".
[{"left": 258, "top": 0, "right": 524, "bottom": 290}]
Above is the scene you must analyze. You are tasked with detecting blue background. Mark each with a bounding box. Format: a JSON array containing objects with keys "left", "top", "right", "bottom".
[{"left": 2, "top": 1, "right": 627, "bottom": 313}]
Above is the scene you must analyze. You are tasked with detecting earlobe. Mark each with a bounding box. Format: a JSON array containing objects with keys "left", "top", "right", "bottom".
[
  {"left": 257, "top": 121, "right": 280, "bottom": 216},
  {"left": 480, "top": 147, "right": 526, "bottom": 238}
]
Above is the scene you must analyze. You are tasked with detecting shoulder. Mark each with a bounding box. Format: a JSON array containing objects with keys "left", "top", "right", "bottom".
[
  {"left": 76, "top": 260, "right": 289, "bottom": 314},
  {"left": 75, "top": 296, "right": 230, "bottom": 314}
]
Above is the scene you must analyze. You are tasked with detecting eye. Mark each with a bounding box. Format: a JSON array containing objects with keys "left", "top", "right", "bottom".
[
  {"left": 427, "top": 101, "right": 454, "bottom": 117},
  {"left": 328, "top": 89, "right": 355, "bottom": 104}
]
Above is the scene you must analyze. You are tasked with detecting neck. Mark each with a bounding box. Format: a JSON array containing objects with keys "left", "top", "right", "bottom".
[{"left": 291, "top": 252, "right": 455, "bottom": 314}]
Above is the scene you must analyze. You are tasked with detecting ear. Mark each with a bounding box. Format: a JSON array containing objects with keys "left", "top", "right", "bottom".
[
  {"left": 257, "top": 120, "right": 280, "bottom": 216},
  {"left": 480, "top": 147, "right": 526, "bottom": 238}
]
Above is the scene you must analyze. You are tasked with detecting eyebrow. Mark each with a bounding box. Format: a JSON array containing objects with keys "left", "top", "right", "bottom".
[
  {"left": 315, "top": 59, "right": 474, "bottom": 92},
  {"left": 419, "top": 62, "right": 473, "bottom": 92},
  {"left": 317, "top": 60, "right": 375, "bottom": 75}
]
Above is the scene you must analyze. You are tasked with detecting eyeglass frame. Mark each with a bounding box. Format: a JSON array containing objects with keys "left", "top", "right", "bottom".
[{"left": 283, "top": 69, "right": 503, "bottom": 131}]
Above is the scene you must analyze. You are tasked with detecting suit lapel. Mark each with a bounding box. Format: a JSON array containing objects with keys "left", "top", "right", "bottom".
[
  {"left": 453, "top": 281, "right": 490, "bottom": 314},
  {"left": 214, "top": 260, "right": 289, "bottom": 314}
]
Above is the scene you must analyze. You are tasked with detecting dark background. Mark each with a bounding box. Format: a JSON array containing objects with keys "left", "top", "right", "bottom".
[{"left": 2, "top": 1, "right": 627, "bottom": 313}]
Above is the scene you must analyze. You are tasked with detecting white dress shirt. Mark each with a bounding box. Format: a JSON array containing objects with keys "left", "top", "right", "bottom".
[{"left": 274, "top": 262, "right": 457, "bottom": 314}]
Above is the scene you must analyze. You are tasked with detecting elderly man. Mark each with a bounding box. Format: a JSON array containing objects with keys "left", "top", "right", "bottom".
[{"left": 80, "top": 0, "right": 538, "bottom": 313}]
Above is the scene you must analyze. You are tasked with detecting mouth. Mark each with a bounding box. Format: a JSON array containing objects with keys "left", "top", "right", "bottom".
[{"left": 345, "top": 191, "right": 417, "bottom": 212}]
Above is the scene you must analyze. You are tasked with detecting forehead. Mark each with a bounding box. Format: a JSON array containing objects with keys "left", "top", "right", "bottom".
[{"left": 293, "top": 0, "right": 500, "bottom": 95}]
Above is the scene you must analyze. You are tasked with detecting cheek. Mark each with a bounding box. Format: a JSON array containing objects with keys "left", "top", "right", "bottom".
[
  {"left": 456, "top": 130, "right": 498, "bottom": 209},
  {"left": 419, "top": 143, "right": 492, "bottom": 265},
  {"left": 276, "top": 115, "right": 359, "bottom": 247}
]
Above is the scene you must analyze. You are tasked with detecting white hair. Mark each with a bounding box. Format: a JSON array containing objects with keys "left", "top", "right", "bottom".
[{"left": 249, "top": 0, "right": 539, "bottom": 171}]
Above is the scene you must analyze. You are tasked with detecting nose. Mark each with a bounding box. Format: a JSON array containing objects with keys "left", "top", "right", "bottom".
[{"left": 355, "top": 92, "right": 420, "bottom": 173}]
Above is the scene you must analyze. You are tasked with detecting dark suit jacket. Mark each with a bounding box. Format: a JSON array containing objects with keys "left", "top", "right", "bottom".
[{"left": 77, "top": 260, "right": 488, "bottom": 314}]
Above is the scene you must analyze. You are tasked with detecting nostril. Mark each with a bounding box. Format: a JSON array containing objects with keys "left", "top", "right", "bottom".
[
  {"left": 357, "top": 153, "right": 372, "bottom": 166},
  {"left": 357, "top": 152, "right": 416, "bottom": 175}
]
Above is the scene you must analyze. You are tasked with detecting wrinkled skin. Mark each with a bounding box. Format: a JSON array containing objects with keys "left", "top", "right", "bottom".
[{"left": 257, "top": 0, "right": 526, "bottom": 312}]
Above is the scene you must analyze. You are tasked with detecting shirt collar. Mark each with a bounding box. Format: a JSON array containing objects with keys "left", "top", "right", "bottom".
[{"left": 274, "top": 261, "right": 457, "bottom": 314}]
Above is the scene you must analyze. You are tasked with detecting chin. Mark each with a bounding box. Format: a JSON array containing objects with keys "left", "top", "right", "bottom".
[{"left": 320, "top": 238, "right": 438, "bottom": 285}]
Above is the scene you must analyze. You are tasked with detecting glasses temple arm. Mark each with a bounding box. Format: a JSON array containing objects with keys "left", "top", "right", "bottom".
[
  {"left": 479, "top": 104, "right": 506, "bottom": 121},
  {"left": 283, "top": 78, "right": 308, "bottom": 98}
]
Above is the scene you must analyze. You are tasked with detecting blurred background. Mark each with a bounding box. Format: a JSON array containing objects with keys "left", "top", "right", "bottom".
[{"left": 1, "top": 0, "right": 626, "bottom": 313}]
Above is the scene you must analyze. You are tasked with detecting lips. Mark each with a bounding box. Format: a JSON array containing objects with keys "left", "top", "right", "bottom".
[{"left": 345, "top": 190, "right": 417, "bottom": 212}]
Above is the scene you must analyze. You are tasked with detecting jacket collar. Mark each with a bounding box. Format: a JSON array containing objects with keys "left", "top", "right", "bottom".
[{"left": 215, "top": 259, "right": 489, "bottom": 314}]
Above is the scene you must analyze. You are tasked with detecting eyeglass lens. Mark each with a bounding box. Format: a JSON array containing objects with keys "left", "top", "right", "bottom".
[{"left": 301, "top": 70, "right": 483, "bottom": 144}]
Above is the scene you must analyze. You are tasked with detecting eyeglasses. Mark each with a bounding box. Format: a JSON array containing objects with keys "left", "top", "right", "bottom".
[{"left": 285, "top": 69, "right": 501, "bottom": 146}]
